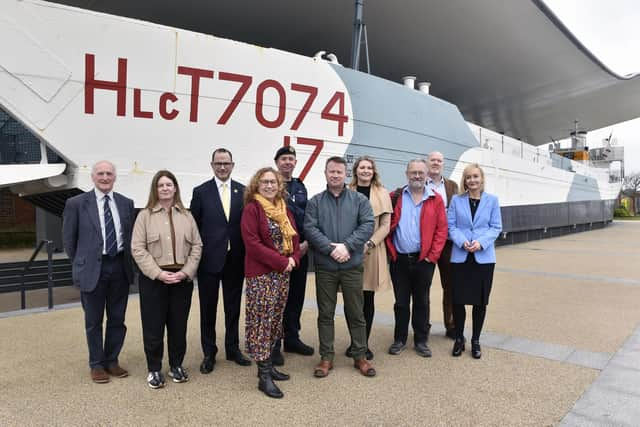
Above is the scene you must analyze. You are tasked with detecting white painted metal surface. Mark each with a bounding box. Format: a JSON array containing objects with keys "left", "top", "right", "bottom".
[
  {"left": 1, "top": 0, "right": 354, "bottom": 205},
  {"left": 0, "top": 164, "right": 66, "bottom": 187},
  {"left": 0, "top": 0, "right": 622, "bottom": 211}
]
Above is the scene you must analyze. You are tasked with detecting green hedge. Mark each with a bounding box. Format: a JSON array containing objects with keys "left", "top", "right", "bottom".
[{"left": 614, "top": 206, "right": 633, "bottom": 217}]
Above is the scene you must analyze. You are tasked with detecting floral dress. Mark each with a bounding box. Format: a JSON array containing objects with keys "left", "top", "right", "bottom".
[{"left": 245, "top": 218, "right": 291, "bottom": 361}]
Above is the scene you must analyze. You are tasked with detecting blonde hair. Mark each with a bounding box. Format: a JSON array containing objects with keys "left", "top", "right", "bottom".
[
  {"left": 459, "top": 163, "right": 485, "bottom": 193},
  {"left": 349, "top": 156, "right": 383, "bottom": 189}
]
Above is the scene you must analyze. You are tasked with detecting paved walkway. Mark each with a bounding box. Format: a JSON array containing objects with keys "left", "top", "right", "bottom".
[{"left": 1, "top": 221, "right": 639, "bottom": 426}]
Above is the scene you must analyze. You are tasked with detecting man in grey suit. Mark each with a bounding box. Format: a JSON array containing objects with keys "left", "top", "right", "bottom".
[{"left": 63, "top": 160, "right": 135, "bottom": 384}]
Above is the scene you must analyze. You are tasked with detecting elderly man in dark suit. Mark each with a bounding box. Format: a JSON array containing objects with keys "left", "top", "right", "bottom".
[
  {"left": 191, "top": 148, "right": 250, "bottom": 373},
  {"left": 63, "top": 160, "right": 135, "bottom": 384},
  {"left": 426, "top": 151, "right": 459, "bottom": 339}
]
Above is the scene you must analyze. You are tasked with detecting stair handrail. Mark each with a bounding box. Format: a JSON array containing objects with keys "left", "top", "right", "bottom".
[{"left": 20, "top": 240, "right": 55, "bottom": 310}]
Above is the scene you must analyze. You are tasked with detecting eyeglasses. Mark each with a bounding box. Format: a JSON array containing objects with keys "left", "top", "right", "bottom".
[
  {"left": 259, "top": 179, "right": 278, "bottom": 186},
  {"left": 408, "top": 171, "right": 425, "bottom": 176},
  {"left": 213, "top": 162, "right": 233, "bottom": 168}
]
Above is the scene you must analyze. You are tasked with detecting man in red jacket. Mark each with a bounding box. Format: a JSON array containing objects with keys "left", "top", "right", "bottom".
[{"left": 385, "top": 159, "right": 448, "bottom": 358}]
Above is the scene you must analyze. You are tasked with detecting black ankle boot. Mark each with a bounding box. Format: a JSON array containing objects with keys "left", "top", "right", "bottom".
[
  {"left": 471, "top": 340, "right": 482, "bottom": 359},
  {"left": 257, "top": 360, "right": 283, "bottom": 398},
  {"left": 256, "top": 365, "right": 290, "bottom": 381},
  {"left": 270, "top": 365, "right": 290, "bottom": 381},
  {"left": 452, "top": 337, "right": 465, "bottom": 357},
  {"left": 271, "top": 341, "right": 284, "bottom": 366}
]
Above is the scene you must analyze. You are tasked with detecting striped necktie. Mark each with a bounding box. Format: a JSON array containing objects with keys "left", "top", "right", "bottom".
[{"left": 103, "top": 195, "right": 118, "bottom": 257}]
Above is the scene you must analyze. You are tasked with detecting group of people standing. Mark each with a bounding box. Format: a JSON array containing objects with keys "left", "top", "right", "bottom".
[{"left": 62, "top": 147, "right": 502, "bottom": 399}]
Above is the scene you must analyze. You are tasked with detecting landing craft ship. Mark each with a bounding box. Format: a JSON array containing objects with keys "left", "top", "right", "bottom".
[{"left": 0, "top": 0, "right": 624, "bottom": 244}]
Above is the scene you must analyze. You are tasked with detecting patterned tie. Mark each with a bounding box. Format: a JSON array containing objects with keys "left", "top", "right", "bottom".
[
  {"left": 222, "top": 183, "right": 231, "bottom": 251},
  {"left": 103, "top": 195, "right": 118, "bottom": 257}
]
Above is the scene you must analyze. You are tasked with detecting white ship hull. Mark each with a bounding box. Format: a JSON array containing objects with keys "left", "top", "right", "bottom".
[{"left": 0, "top": 0, "right": 620, "bottom": 241}]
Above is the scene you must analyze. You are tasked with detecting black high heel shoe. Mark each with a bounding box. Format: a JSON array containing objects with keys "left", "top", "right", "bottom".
[
  {"left": 452, "top": 337, "right": 465, "bottom": 357},
  {"left": 471, "top": 340, "right": 482, "bottom": 359}
]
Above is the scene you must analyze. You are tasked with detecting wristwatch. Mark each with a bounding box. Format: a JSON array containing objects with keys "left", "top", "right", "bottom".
[{"left": 366, "top": 240, "right": 375, "bottom": 250}]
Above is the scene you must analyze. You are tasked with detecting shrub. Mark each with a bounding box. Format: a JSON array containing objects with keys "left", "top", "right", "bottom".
[{"left": 614, "top": 206, "right": 632, "bottom": 217}]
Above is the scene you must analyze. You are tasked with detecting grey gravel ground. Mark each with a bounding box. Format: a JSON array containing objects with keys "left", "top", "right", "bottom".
[{"left": 1, "top": 221, "right": 639, "bottom": 426}]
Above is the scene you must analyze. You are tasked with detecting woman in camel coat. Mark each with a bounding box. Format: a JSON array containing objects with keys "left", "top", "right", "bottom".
[{"left": 346, "top": 156, "right": 392, "bottom": 360}]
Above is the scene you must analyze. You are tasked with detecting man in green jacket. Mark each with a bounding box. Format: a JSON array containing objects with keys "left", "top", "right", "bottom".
[{"left": 304, "top": 156, "right": 376, "bottom": 378}]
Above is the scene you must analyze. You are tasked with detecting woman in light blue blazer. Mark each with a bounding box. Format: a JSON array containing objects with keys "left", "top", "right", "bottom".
[{"left": 447, "top": 164, "right": 502, "bottom": 359}]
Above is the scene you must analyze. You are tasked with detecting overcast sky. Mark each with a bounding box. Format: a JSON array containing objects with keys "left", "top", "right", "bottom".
[{"left": 545, "top": 0, "right": 640, "bottom": 173}]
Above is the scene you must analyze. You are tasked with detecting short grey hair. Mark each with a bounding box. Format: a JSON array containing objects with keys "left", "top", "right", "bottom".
[
  {"left": 406, "top": 158, "right": 427, "bottom": 171},
  {"left": 91, "top": 160, "right": 116, "bottom": 176},
  {"left": 427, "top": 151, "right": 444, "bottom": 161}
]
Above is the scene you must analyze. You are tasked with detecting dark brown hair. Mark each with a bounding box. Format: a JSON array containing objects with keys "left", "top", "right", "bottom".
[
  {"left": 325, "top": 156, "right": 347, "bottom": 170},
  {"left": 211, "top": 148, "right": 233, "bottom": 162}
]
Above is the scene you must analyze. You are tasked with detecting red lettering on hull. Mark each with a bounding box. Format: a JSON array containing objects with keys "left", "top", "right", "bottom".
[
  {"left": 255, "top": 79, "right": 286, "bottom": 128},
  {"left": 177, "top": 66, "right": 214, "bottom": 123},
  {"left": 290, "top": 84, "right": 318, "bottom": 131},
  {"left": 159, "top": 93, "right": 179, "bottom": 120},
  {"left": 83, "top": 54, "right": 350, "bottom": 140},
  {"left": 282, "top": 135, "right": 324, "bottom": 182},
  {"left": 84, "top": 53, "right": 127, "bottom": 116},
  {"left": 217, "top": 72, "right": 252, "bottom": 124},
  {"left": 133, "top": 88, "right": 153, "bottom": 119}
]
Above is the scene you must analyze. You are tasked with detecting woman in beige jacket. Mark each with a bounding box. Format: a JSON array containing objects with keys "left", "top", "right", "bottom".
[
  {"left": 346, "top": 156, "right": 393, "bottom": 360},
  {"left": 132, "top": 170, "right": 202, "bottom": 389}
]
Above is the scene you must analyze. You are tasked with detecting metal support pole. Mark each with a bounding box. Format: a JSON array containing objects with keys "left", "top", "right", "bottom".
[
  {"left": 47, "top": 241, "right": 54, "bottom": 309},
  {"left": 20, "top": 283, "right": 26, "bottom": 310},
  {"left": 350, "top": 0, "right": 364, "bottom": 70},
  {"left": 363, "top": 24, "right": 371, "bottom": 73},
  {"left": 21, "top": 239, "right": 48, "bottom": 310}
]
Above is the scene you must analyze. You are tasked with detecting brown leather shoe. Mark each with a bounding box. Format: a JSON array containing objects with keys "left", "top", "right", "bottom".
[
  {"left": 313, "top": 360, "right": 333, "bottom": 378},
  {"left": 106, "top": 363, "right": 129, "bottom": 378},
  {"left": 90, "top": 368, "right": 110, "bottom": 383},
  {"left": 354, "top": 359, "right": 376, "bottom": 377}
]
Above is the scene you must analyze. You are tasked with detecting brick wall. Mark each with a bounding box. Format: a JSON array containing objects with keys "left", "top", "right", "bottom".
[{"left": 0, "top": 188, "right": 35, "bottom": 228}]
